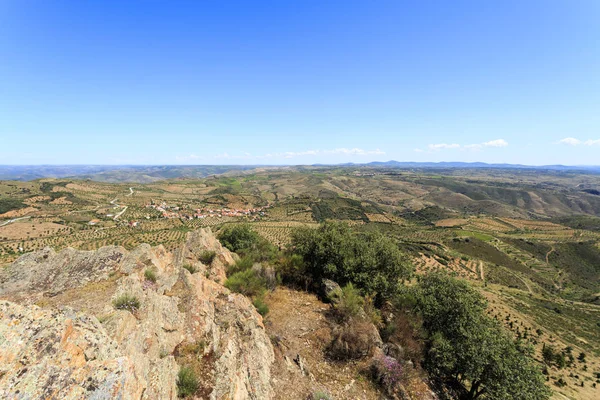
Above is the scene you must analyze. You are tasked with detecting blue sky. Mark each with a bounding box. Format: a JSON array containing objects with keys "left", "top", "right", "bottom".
[{"left": 0, "top": 1, "right": 599, "bottom": 165}]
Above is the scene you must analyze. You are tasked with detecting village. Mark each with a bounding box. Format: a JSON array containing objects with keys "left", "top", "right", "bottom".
[{"left": 145, "top": 201, "right": 271, "bottom": 221}]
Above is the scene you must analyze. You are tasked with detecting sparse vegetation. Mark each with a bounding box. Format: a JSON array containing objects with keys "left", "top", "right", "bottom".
[
  {"left": 308, "top": 391, "right": 332, "bottom": 400},
  {"left": 176, "top": 366, "right": 199, "bottom": 398},
  {"left": 144, "top": 268, "right": 157, "bottom": 283},
  {"left": 252, "top": 295, "right": 269, "bottom": 316},
  {"left": 113, "top": 294, "right": 141, "bottom": 312},
  {"left": 198, "top": 249, "right": 217, "bottom": 264},
  {"left": 182, "top": 264, "right": 197, "bottom": 274}
]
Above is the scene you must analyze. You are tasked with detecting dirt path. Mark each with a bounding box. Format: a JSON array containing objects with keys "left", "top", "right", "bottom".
[
  {"left": 109, "top": 196, "right": 128, "bottom": 220},
  {"left": 0, "top": 216, "right": 31, "bottom": 227},
  {"left": 545, "top": 246, "right": 555, "bottom": 264},
  {"left": 479, "top": 261, "right": 485, "bottom": 282}
]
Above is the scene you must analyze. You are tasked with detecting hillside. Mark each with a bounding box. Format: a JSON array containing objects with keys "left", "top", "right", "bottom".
[{"left": 1, "top": 167, "right": 600, "bottom": 398}]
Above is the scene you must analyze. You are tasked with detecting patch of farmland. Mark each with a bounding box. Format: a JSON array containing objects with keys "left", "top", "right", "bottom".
[
  {"left": 465, "top": 217, "right": 515, "bottom": 232},
  {"left": 365, "top": 213, "right": 391, "bottom": 223},
  {"left": 498, "top": 218, "right": 571, "bottom": 231},
  {"left": 414, "top": 253, "right": 479, "bottom": 280},
  {"left": 434, "top": 218, "right": 468, "bottom": 227},
  {"left": 0, "top": 221, "right": 71, "bottom": 241}
]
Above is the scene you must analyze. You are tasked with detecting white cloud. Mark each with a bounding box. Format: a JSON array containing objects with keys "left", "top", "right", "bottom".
[
  {"left": 556, "top": 137, "right": 600, "bottom": 146},
  {"left": 557, "top": 137, "right": 582, "bottom": 145},
  {"left": 414, "top": 148, "right": 424, "bottom": 153},
  {"left": 482, "top": 139, "right": 508, "bottom": 147},
  {"left": 428, "top": 143, "right": 460, "bottom": 150}
]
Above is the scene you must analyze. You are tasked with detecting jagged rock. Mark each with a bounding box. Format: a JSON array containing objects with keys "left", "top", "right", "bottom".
[
  {"left": 320, "top": 279, "right": 341, "bottom": 303},
  {"left": 0, "top": 301, "right": 145, "bottom": 399},
  {"left": 294, "top": 354, "right": 309, "bottom": 376},
  {"left": 383, "top": 342, "right": 406, "bottom": 361},
  {"left": 0, "top": 229, "right": 273, "bottom": 400},
  {"left": 173, "top": 228, "right": 237, "bottom": 284}
]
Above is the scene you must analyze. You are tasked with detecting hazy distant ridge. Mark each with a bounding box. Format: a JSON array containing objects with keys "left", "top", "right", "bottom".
[{"left": 1, "top": 162, "right": 599, "bottom": 183}]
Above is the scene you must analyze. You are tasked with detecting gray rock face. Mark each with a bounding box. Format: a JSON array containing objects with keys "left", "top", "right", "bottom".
[
  {"left": 320, "top": 279, "right": 341, "bottom": 303},
  {"left": 0, "top": 246, "right": 126, "bottom": 301},
  {"left": 0, "top": 301, "right": 143, "bottom": 400},
  {"left": 0, "top": 228, "right": 273, "bottom": 399}
]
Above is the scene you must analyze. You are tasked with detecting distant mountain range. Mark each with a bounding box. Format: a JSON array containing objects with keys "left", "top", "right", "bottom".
[
  {"left": 361, "top": 161, "right": 600, "bottom": 171},
  {"left": 1, "top": 162, "right": 599, "bottom": 183}
]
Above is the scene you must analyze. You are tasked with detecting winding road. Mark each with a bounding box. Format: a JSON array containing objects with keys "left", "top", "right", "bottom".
[
  {"left": 0, "top": 216, "right": 31, "bottom": 227},
  {"left": 109, "top": 187, "right": 134, "bottom": 220}
]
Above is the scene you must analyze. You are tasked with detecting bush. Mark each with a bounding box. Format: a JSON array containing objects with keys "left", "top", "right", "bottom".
[
  {"left": 177, "top": 366, "right": 199, "bottom": 398},
  {"left": 183, "top": 264, "right": 197, "bottom": 274},
  {"left": 144, "top": 269, "right": 157, "bottom": 283},
  {"left": 277, "top": 253, "right": 308, "bottom": 287},
  {"left": 253, "top": 295, "right": 269, "bottom": 316},
  {"left": 199, "top": 250, "right": 217, "bottom": 265},
  {"left": 227, "top": 255, "right": 254, "bottom": 276},
  {"left": 371, "top": 354, "right": 403, "bottom": 391},
  {"left": 332, "top": 283, "right": 364, "bottom": 322},
  {"left": 218, "top": 224, "right": 278, "bottom": 261},
  {"left": 113, "top": 294, "right": 141, "bottom": 312},
  {"left": 290, "top": 222, "right": 413, "bottom": 302},
  {"left": 329, "top": 320, "right": 382, "bottom": 360},
  {"left": 218, "top": 224, "right": 261, "bottom": 253},
  {"left": 224, "top": 268, "right": 267, "bottom": 297}
]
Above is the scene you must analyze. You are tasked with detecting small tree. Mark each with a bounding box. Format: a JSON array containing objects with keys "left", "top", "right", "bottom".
[{"left": 413, "top": 273, "right": 551, "bottom": 400}]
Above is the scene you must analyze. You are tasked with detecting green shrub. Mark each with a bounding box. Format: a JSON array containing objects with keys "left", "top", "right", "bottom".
[
  {"left": 253, "top": 295, "right": 269, "bottom": 316},
  {"left": 176, "top": 366, "right": 199, "bottom": 398},
  {"left": 332, "top": 283, "right": 364, "bottom": 321},
  {"left": 290, "top": 222, "right": 413, "bottom": 301},
  {"left": 227, "top": 255, "right": 254, "bottom": 275},
  {"left": 199, "top": 250, "right": 217, "bottom": 264},
  {"left": 224, "top": 269, "right": 267, "bottom": 297},
  {"left": 183, "top": 264, "right": 197, "bottom": 274},
  {"left": 218, "top": 224, "right": 277, "bottom": 261},
  {"left": 218, "top": 224, "right": 261, "bottom": 253},
  {"left": 113, "top": 294, "right": 140, "bottom": 312},
  {"left": 144, "top": 269, "right": 157, "bottom": 283},
  {"left": 276, "top": 253, "right": 307, "bottom": 287}
]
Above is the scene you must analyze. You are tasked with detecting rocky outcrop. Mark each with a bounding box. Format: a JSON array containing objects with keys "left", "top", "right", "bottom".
[
  {"left": 0, "top": 301, "right": 144, "bottom": 399},
  {"left": 173, "top": 228, "right": 237, "bottom": 284},
  {"left": 0, "top": 228, "right": 273, "bottom": 399}
]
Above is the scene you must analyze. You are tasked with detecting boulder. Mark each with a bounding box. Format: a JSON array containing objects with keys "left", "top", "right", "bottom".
[{"left": 320, "top": 279, "right": 341, "bottom": 303}]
